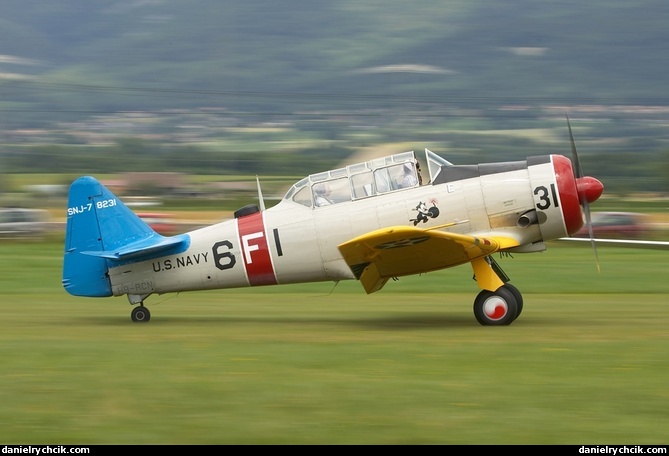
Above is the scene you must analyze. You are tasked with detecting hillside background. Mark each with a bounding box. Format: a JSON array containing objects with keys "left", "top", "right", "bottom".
[{"left": 1, "top": 0, "right": 668, "bottom": 194}]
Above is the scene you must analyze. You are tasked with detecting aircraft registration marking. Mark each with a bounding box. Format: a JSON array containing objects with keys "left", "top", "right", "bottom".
[
  {"left": 236, "top": 212, "right": 278, "bottom": 286},
  {"left": 114, "top": 280, "right": 155, "bottom": 294},
  {"left": 67, "top": 203, "right": 93, "bottom": 216},
  {"left": 67, "top": 198, "right": 117, "bottom": 216}
]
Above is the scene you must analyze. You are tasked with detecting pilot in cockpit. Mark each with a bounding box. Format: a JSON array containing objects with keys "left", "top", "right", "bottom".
[
  {"left": 314, "top": 183, "right": 333, "bottom": 206},
  {"left": 400, "top": 161, "right": 422, "bottom": 188}
]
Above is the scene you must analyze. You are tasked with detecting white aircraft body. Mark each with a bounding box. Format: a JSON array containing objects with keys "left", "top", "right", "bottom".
[{"left": 63, "top": 135, "right": 609, "bottom": 325}]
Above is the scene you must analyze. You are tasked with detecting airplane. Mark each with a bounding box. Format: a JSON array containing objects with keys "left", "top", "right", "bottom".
[{"left": 63, "top": 120, "right": 615, "bottom": 326}]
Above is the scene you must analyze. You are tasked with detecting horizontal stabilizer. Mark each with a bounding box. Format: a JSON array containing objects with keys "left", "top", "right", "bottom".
[{"left": 82, "top": 233, "right": 189, "bottom": 260}]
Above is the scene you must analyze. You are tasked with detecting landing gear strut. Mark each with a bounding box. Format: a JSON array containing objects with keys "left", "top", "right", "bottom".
[{"left": 128, "top": 293, "right": 152, "bottom": 323}]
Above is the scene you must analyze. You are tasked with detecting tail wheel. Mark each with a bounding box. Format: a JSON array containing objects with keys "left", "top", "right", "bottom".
[
  {"left": 473, "top": 287, "right": 518, "bottom": 326},
  {"left": 131, "top": 305, "right": 151, "bottom": 323}
]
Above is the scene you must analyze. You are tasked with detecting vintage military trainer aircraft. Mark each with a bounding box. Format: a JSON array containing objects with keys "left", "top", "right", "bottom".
[{"left": 63, "top": 121, "right": 608, "bottom": 325}]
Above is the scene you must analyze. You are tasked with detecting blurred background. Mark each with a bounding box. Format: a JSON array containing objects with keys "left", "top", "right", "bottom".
[
  {"left": 2, "top": 2, "right": 669, "bottom": 444},
  {"left": 1, "top": 0, "right": 668, "bottom": 237}
]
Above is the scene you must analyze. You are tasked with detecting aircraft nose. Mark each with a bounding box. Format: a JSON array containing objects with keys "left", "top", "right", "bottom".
[{"left": 576, "top": 176, "right": 604, "bottom": 204}]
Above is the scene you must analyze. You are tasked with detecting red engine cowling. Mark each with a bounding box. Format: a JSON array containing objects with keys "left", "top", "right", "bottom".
[{"left": 552, "top": 154, "right": 604, "bottom": 236}]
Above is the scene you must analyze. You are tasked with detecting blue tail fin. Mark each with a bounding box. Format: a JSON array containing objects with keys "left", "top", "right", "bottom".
[{"left": 62, "top": 176, "right": 189, "bottom": 297}]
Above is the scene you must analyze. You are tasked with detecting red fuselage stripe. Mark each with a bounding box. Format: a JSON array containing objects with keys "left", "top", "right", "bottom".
[{"left": 236, "top": 212, "right": 278, "bottom": 286}]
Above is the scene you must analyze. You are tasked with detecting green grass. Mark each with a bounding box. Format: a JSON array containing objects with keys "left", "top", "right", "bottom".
[{"left": 0, "top": 240, "right": 668, "bottom": 444}]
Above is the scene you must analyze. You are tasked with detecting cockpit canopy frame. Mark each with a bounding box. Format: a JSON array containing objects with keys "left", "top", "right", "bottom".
[{"left": 282, "top": 149, "right": 452, "bottom": 208}]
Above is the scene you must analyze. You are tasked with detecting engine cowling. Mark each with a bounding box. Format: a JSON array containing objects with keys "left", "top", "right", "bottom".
[{"left": 528, "top": 155, "right": 603, "bottom": 241}]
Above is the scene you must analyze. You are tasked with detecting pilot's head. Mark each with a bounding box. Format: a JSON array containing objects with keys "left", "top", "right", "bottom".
[{"left": 314, "top": 183, "right": 331, "bottom": 196}]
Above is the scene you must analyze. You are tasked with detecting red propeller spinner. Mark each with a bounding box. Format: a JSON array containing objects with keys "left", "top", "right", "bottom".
[{"left": 576, "top": 175, "right": 604, "bottom": 205}]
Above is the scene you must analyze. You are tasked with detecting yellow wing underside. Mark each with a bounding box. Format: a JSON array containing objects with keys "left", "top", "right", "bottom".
[{"left": 338, "top": 225, "right": 519, "bottom": 294}]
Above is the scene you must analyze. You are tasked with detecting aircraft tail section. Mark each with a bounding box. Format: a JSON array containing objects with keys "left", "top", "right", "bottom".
[{"left": 62, "top": 176, "right": 189, "bottom": 297}]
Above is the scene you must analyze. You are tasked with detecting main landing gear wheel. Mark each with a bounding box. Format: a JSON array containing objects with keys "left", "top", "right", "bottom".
[
  {"left": 501, "top": 283, "right": 523, "bottom": 319},
  {"left": 131, "top": 305, "right": 151, "bottom": 323},
  {"left": 473, "top": 286, "right": 519, "bottom": 326}
]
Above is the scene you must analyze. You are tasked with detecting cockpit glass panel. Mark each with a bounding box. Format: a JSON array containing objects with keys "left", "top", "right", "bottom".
[
  {"left": 351, "top": 171, "right": 374, "bottom": 199},
  {"left": 312, "top": 177, "right": 351, "bottom": 207},
  {"left": 284, "top": 149, "right": 437, "bottom": 206},
  {"left": 292, "top": 185, "right": 312, "bottom": 207},
  {"left": 374, "top": 167, "right": 394, "bottom": 193},
  {"left": 284, "top": 177, "right": 308, "bottom": 201},
  {"left": 424, "top": 148, "right": 452, "bottom": 183},
  {"left": 330, "top": 168, "right": 347, "bottom": 178},
  {"left": 311, "top": 172, "right": 329, "bottom": 182},
  {"left": 347, "top": 163, "right": 369, "bottom": 174},
  {"left": 393, "top": 151, "right": 415, "bottom": 163}
]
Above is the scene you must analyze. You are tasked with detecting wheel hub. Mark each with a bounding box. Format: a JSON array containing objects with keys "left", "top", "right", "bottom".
[{"left": 483, "top": 296, "right": 508, "bottom": 321}]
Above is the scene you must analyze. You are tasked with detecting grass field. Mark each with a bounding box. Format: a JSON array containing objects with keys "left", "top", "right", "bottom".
[{"left": 0, "top": 239, "right": 668, "bottom": 444}]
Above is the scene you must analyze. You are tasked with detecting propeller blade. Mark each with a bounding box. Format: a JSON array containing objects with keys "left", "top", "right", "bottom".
[
  {"left": 567, "top": 114, "right": 583, "bottom": 178},
  {"left": 566, "top": 114, "right": 600, "bottom": 272},
  {"left": 582, "top": 198, "right": 600, "bottom": 272}
]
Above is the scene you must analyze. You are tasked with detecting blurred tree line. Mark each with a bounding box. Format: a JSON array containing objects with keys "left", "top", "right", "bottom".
[
  {"left": 3, "top": 138, "right": 353, "bottom": 181},
  {"left": 3, "top": 136, "right": 667, "bottom": 195}
]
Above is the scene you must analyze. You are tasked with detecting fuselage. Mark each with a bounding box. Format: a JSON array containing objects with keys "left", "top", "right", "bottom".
[{"left": 106, "top": 152, "right": 583, "bottom": 297}]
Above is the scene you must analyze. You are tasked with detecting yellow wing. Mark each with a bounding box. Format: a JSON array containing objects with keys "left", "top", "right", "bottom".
[{"left": 338, "top": 225, "right": 519, "bottom": 294}]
